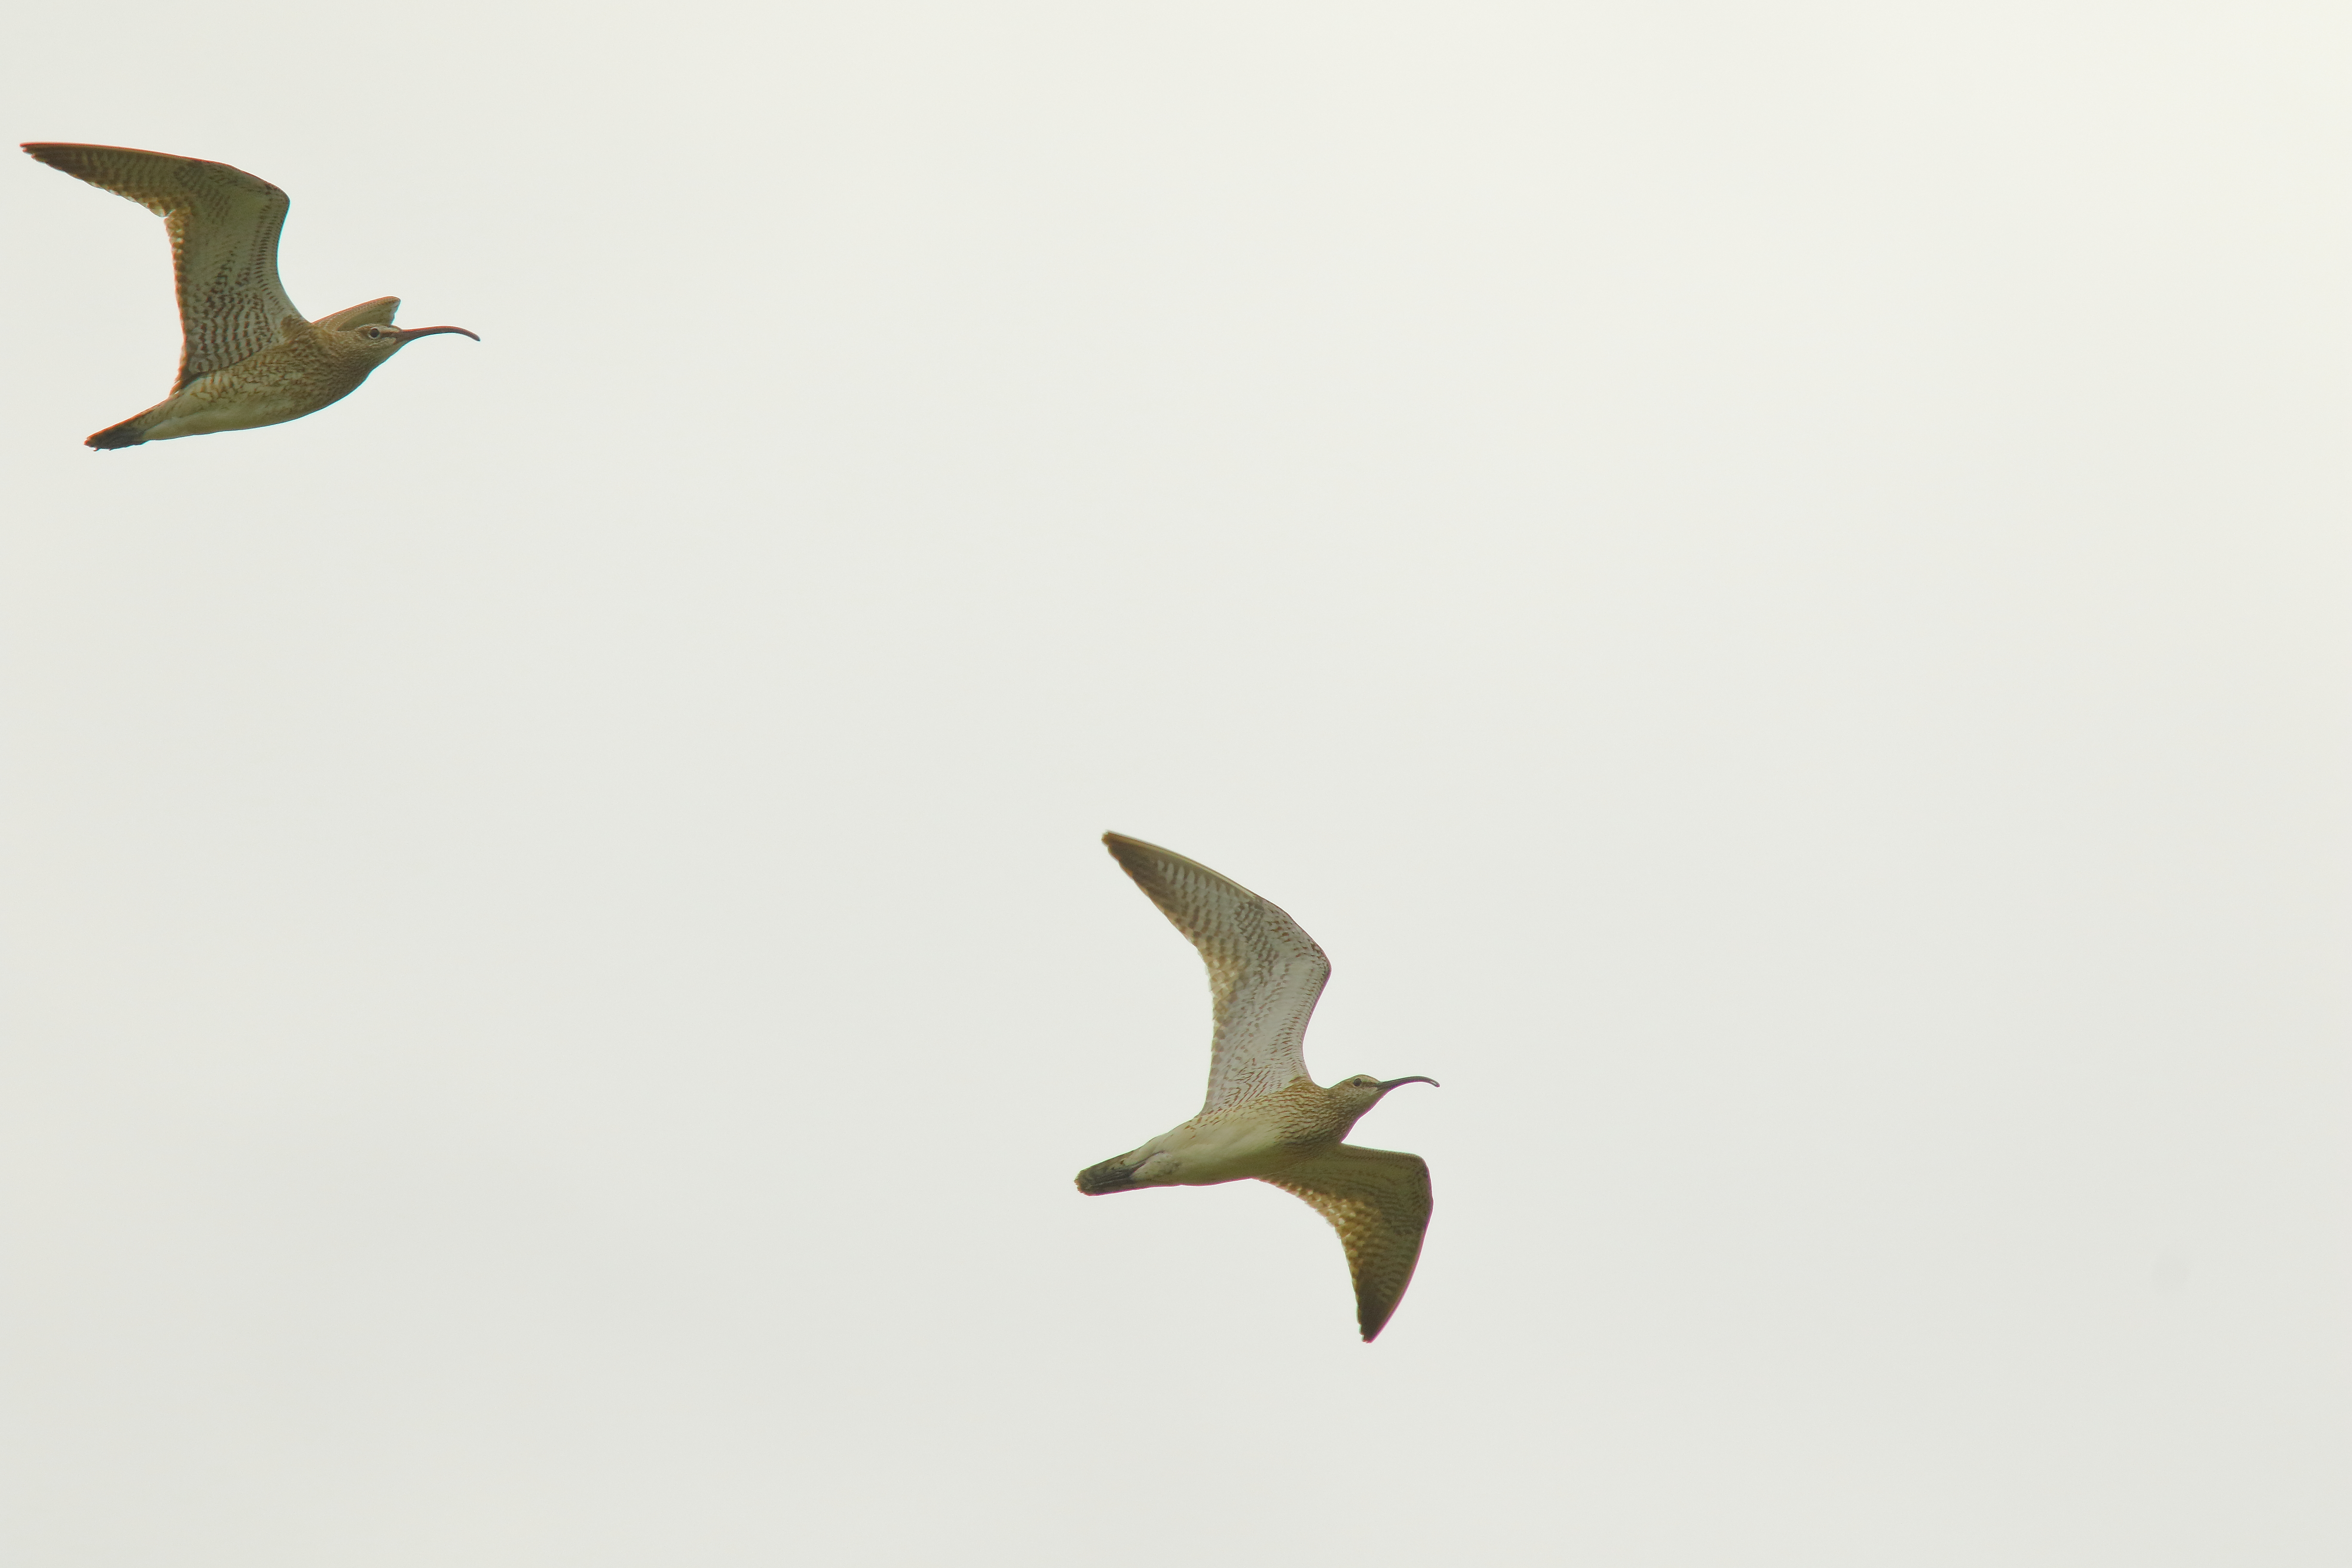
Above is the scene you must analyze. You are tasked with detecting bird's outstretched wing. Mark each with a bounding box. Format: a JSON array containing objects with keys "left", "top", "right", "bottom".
[
  {"left": 1259, "top": 1144, "right": 1432, "bottom": 1342},
  {"left": 1103, "top": 833, "right": 1332, "bottom": 1116},
  {"left": 23, "top": 143, "right": 301, "bottom": 388}
]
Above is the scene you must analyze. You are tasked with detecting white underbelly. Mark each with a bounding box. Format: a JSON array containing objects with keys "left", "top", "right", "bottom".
[{"left": 1139, "top": 1116, "right": 1305, "bottom": 1186}]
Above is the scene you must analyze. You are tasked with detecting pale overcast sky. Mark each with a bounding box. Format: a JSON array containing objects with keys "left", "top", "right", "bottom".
[{"left": 3, "top": 4, "right": 2346, "bottom": 1565}]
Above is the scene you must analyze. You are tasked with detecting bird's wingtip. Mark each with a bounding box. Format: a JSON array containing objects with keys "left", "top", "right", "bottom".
[
  {"left": 1102, "top": 830, "right": 1165, "bottom": 858},
  {"left": 21, "top": 142, "right": 102, "bottom": 168}
]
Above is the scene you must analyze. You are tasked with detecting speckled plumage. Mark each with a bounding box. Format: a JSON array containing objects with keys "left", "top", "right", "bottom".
[
  {"left": 22, "top": 143, "right": 476, "bottom": 448},
  {"left": 1077, "top": 833, "right": 1440, "bottom": 1341}
]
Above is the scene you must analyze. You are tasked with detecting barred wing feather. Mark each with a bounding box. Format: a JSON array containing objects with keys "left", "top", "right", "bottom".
[
  {"left": 1259, "top": 1145, "right": 1433, "bottom": 1342},
  {"left": 1102, "top": 833, "right": 1332, "bottom": 1115},
  {"left": 24, "top": 143, "right": 301, "bottom": 387}
]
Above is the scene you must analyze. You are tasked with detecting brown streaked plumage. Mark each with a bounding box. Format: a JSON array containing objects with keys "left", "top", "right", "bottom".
[
  {"left": 1076, "top": 832, "right": 1440, "bottom": 1342},
  {"left": 22, "top": 142, "right": 476, "bottom": 449}
]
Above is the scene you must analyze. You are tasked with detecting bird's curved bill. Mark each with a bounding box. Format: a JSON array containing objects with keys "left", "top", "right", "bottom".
[
  {"left": 1378, "top": 1075, "right": 1440, "bottom": 1090},
  {"left": 392, "top": 325, "right": 480, "bottom": 341}
]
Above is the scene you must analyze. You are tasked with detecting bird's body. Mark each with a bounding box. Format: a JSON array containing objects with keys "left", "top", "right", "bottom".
[
  {"left": 92, "top": 299, "right": 404, "bottom": 445},
  {"left": 1078, "top": 833, "right": 1439, "bottom": 1341},
  {"left": 21, "top": 143, "right": 475, "bottom": 448},
  {"left": 1077, "top": 1075, "right": 1384, "bottom": 1189}
]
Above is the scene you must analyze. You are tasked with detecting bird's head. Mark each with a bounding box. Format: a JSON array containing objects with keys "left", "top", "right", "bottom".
[
  {"left": 349, "top": 320, "right": 481, "bottom": 358},
  {"left": 316, "top": 297, "right": 479, "bottom": 358},
  {"left": 1329, "top": 1073, "right": 1440, "bottom": 1115}
]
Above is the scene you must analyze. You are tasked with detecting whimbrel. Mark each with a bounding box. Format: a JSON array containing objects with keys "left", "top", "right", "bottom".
[
  {"left": 22, "top": 143, "right": 477, "bottom": 449},
  {"left": 1078, "top": 833, "right": 1439, "bottom": 1341}
]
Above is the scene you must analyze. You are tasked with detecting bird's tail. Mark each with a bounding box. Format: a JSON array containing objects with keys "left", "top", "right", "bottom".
[
  {"left": 86, "top": 414, "right": 151, "bottom": 449},
  {"left": 1074, "top": 1155, "right": 1146, "bottom": 1195}
]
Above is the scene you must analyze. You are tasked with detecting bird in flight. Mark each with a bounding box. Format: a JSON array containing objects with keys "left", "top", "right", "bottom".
[
  {"left": 1078, "top": 833, "right": 1440, "bottom": 1341},
  {"left": 22, "top": 142, "right": 477, "bottom": 449}
]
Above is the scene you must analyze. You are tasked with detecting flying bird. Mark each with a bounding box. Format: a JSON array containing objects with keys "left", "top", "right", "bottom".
[
  {"left": 22, "top": 142, "right": 477, "bottom": 449},
  {"left": 1078, "top": 833, "right": 1440, "bottom": 1341}
]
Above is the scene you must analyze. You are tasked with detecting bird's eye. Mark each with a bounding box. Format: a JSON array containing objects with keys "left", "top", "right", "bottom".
[{"left": 364, "top": 327, "right": 383, "bottom": 339}]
